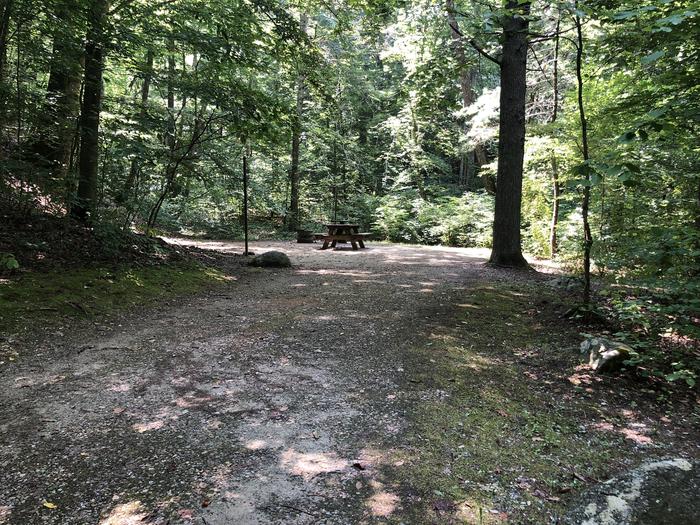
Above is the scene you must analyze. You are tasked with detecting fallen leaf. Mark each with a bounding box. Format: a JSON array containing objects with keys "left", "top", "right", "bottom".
[{"left": 42, "top": 501, "right": 57, "bottom": 509}]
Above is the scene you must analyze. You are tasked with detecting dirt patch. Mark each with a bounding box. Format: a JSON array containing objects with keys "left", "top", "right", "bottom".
[{"left": 0, "top": 240, "right": 697, "bottom": 524}]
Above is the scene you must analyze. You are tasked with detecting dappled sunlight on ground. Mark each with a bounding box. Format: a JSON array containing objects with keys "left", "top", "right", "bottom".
[
  {"left": 132, "top": 420, "right": 165, "bottom": 433},
  {"left": 174, "top": 392, "right": 214, "bottom": 408},
  {"left": 366, "top": 489, "right": 400, "bottom": 517},
  {"left": 567, "top": 365, "right": 606, "bottom": 389},
  {"left": 3, "top": 238, "right": 696, "bottom": 524},
  {"left": 590, "top": 407, "right": 656, "bottom": 446},
  {"left": 280, "top": 449, "right": 349, "bottom": 481},
  {"left": 99, "top": 501, "right": 148, "bottom": 525},
  {"left": 244, "top": 439, "right": 268, "bottom": 451},
  {"left": 163, "top": 237, "right": 492, "bottom": 268}
]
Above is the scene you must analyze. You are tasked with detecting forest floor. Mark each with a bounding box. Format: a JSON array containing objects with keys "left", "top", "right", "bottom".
[{"left": 0, "top": 240, "right": 698, "bottom": 525}]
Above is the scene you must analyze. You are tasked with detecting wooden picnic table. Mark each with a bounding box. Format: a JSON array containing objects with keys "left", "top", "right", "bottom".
[{"left": 319, "top": 223, "right": 370, "bottom": 250}]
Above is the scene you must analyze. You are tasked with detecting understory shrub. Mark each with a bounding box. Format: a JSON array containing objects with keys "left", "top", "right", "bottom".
[{"left": 374, "top": 191, "right": 493, "bottom": 247}]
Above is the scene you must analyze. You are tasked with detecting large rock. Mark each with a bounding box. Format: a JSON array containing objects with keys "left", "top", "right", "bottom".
[
  {"left": 562, "top": 458, "right": 699, "bottom": 525},
  {"left": 548, "top": 275, "right": 585, "bottom": 292},
  {"left": 249, "top": 251, "right": 291, "bottom": 268},
  {"left": 580, "top": 336, "right": 632, "bottom": 373}
]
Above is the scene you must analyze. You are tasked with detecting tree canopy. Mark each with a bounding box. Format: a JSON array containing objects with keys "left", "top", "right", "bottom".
[{"left": 1, "top": 0, "right": 699, "bottom": 383}]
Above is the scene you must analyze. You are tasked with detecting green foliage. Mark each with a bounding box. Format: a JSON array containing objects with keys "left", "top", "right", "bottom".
[
  {"left": 602, "top": 273, "right": 700, "bottom": 382},
  {"left": 1, "top": 0, "right": 698, "bottom": 387},
  {"left": 375, "top": 191, "right": 493, "bottom": 246},
  {"left": 0, "top": 253, "right": 20, "bottom": 272}
]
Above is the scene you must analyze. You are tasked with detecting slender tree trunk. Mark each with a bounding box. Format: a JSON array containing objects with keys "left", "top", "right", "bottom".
[
  {"left": 549, "top": 14, "right": 561, "bottom": 258},
  {"left": 147, "top": 41, "right": 177, "bottom": 230},
  {"left": 550, "top": 154, "right": 560, "bottom": 256},
  {"left": 0, "top": 0, "right": 11, "bottom": 84},
  {"left": 286, "top": 12, "right": 307, "bottom": 231},
  {"left": 72, "top": 0, "right": 109, "bottom": 222},
  {"left": 121, "top": 48, "right": 153, "bottom": 203},
  {"left": 445, "top": 0, "right": 483, "bottom": 190},
  {"left": 488, "top": 0, "right": 531, "bottom": 268},
  {"left": 575, "top": 6, "right": 593, "bottom": 304},
  {"left": 35, "top": 6, "right": 83, "bottom": 182},
  {"left": 0, "top": 0, "right": 13, "bottom": 124},
  {"left": 166, "top": 37, "right": 175, "bottom": 149}
]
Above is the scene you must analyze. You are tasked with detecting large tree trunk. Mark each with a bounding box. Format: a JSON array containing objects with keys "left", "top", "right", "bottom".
[
  {"left": 72, "top": 0, "right": 109, "bottom": 222},
  {"left": 286, "top": 12, "right": 307, "bottom": 231},
  {"left": 488, "top": 0, "right": 531, "bottom": 268}
]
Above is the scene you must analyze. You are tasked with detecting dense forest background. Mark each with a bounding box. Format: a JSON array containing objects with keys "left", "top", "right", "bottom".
[{"left": 0, "top": 0, "right": 698, "bottom": 385}]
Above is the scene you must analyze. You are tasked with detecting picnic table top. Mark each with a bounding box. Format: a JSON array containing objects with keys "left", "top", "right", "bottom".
[{"left": 324, "top": 223, "right": 360, "bottom": 228}]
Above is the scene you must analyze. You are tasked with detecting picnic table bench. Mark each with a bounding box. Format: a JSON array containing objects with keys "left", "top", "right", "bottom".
[{"left": 318, "top": 223, "right": 371, "bottom": 250}]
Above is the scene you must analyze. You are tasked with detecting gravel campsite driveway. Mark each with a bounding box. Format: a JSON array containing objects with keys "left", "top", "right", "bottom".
[{"left": 1, "top": 241, "right": 697, "bottom": 525}]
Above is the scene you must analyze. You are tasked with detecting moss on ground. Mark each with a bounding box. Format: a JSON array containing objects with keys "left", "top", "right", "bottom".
[
  {"left": 389, "top": 285, "right": 636, "bottom": 524},
  {"left": 0, "top": 263, "right": 227, "bottom": 336}
]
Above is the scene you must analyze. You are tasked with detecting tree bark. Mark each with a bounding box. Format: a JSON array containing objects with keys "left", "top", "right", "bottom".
[
  {"left": 446, "top": 0, "right": 487, "bottom": 190},
  {"left": 549, "top": 13, "right": 561, "bottom": 258},
  {"left": 121, "top": 48, "right": 154, "bottom": 204},
  {"left": 0, "top": 0, "right": 11, "bottom": 83},
  {"left": 72, "top": 0, "right": 109, "bottom": 222},
  {"left": 0, "top": 0, "right": 13, "bottom": 123},
  {"left": 575, "top": 5, "right": 593, "bottom": 304},
  {"left": 550, "top": 154, "right": 560, "bottom": 256},
  {"left": 34, "top": 4, "right": 83, "bottom": 182},
  {"left": 488, "top": 0, "right": 531, "bottom": 268},
  {"left": 286, "top": 12, "right": 307, "bottom": 231}
]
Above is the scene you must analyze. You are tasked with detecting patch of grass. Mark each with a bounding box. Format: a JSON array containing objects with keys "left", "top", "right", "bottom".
[
  {"left": 391, "top": 286, "right": 628, "bottom": 523},
  {"left": 0, "top": 263, "right": 228, "bottom": 335}
]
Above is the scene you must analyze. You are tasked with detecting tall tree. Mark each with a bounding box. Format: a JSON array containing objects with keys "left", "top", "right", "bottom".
[
  {"left": 0, "top": 0, "right": 13, "bottom": 124},
  {"left": 120, "top": 47, "right": 154, "bottom": 206},
  {"left": 33, "top": 2, "right": 83, "bottom": 182},
  {"left": 446, "top": 0, "right": 476, "bottom": 187},
  {"left": 574, "top": 3, "right": 592, "bottom": 303},
  {"left": 73, "top": 0, "right": 109, "bottom": 221},
  {"left": 0, "top": 0, "right": 11, "bottom": 84},
  {"left": 549, "top": 11, "right": 561, "bottom": 257},
  {"left": 488, "top": 0, "right": 532, "bottom": 268},
  {"left": 286, "top": 12, "right": 307, "bottom": 231}
]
